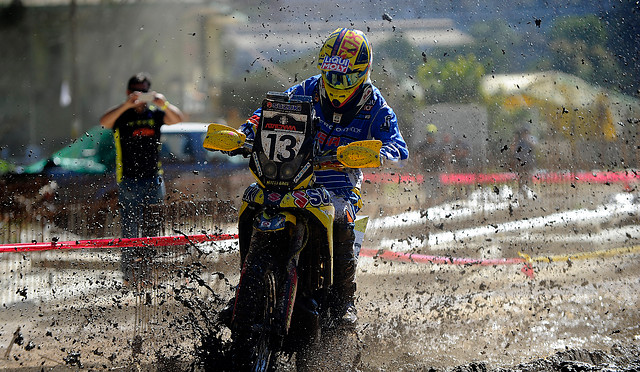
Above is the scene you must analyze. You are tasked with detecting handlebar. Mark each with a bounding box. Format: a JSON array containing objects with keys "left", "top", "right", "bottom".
[
  {"left": 225, "top": 143, "right": 340, "bottom": 166},
  {"left": 224, "top": 143, "right": 381, "bottom": 169},
  {"left": 224, "top": 141, "right": 253, "bottom": 157},
  {"left": 314, "top": 154, "right": 338, "bottom": 164},
  {"left": 203, "top": 123, "right": 381, "bottom": 168}
]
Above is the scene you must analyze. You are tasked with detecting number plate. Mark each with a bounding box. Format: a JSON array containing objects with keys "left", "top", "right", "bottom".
[
  {"left": 252, "top": 95, "right": 316, "bottom": 191},
  {"left": 260, "top": 112, "right": 307, "bottom": 163}
]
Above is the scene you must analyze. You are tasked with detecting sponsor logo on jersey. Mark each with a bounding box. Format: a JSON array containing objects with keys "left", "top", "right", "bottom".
[
  {"left": 132, "top": 128, "right": 155, "bottom": 137},
  {"left": 381, "top": 115, "right": 392, "bottom": 132}
]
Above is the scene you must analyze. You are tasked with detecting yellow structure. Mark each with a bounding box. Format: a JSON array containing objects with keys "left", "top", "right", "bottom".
[{"left": 481, "top": 71, "right": 639, "bottom": 142}]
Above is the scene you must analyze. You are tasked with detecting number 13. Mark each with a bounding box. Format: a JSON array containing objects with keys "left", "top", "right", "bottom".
[{"left": 265, "top": 133, "right": 297, "bottom": 162}]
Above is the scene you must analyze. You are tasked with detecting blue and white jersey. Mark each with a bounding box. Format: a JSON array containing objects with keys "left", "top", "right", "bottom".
[{"left": 240, "top": 75, "right": 409, "bottom": 207}]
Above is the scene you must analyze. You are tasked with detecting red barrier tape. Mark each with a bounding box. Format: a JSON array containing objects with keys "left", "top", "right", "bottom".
[
  {"left": 2, "top": 236, "right": 539, "bottom": 277},
  {"left": 535, "top": 170, "right": 640, "bottom": 184},
  {"left": 359, "top": 248, "right": 526, "bottom": 266},
  {"left": 439, "top": 172, "right": 518, "bottom": 185},
  {"left": 0, "top": 234, "right": 238, "bottom": 253},
  {"left": 364, "top": 172, "right": 425, "bottom": 184},
  {"left": 1, "top": 236, "right": 522, "bottom": 265},
  {"left": 439, "top": 170, "right": 640, "bottom": 186},
  {"left": 360, "top": 248, "right": 535, "bottom": 278},
  {"left": 362, "top": 170, "right": 639, "bottom": 186}
]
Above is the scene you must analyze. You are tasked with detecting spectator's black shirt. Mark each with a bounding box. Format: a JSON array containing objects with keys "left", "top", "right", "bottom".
[{"left": 112, "top": 107, "right": 165, "bottom": 182}]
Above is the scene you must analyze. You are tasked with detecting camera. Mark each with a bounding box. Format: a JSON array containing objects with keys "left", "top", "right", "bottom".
[{"left": 137, "top": 92, "right": 155, "bottom": 103}]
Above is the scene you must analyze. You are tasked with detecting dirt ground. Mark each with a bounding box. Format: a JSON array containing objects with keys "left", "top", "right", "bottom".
[{"left": 1, "top": 180, "right": 640, "bottom": 371}]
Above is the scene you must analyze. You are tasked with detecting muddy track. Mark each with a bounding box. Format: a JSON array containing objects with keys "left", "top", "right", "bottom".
[{"left": 1, "top": 183, "right": 640, "bottom": 370}]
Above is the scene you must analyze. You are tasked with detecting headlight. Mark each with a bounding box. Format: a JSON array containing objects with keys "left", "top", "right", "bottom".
[
  {"left": 280, "top": 162, "right": 296, "bottom": 179},
  {"left": 263, "top": 161, "right": 278, "bottom": 178}
]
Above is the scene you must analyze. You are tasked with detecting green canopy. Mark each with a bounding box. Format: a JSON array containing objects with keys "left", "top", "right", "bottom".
[
  {"left": 0, "top": 159, "right": 16, "bottom": 175},
  {"left": 21, "top": 126, "right": 115, "bottom": 174}
]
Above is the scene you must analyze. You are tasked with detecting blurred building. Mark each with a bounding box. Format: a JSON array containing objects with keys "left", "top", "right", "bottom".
[
  {"left": 0, "top": 0, "right": 622, "bottom": 167},
  {"left": 0, "top": 0, "right": 239, "bottom": 161},
  {"left": 481, "top": 71, "right": 640, "bottom": 170}
]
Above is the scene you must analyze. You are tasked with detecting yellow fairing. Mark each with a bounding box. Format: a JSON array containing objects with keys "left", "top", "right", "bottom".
[
  {"left": 203, "top": 123, "right": 246, "bottom": 151},
  {"left": 238, "top": 184, "right": 335, "bottom": 283},
  {"left": 293, "top": 172, "right": 314, "bottom": 190},
  {"left": 238, "top": 185, "right": 264, "bottom": 216},
  {"left": 249, "top": 168, "right": 266, "bottom": 189},
  {"left": 281, "top": 193, "right": 335, "bottom": 228},
  {"left": 238, "top": 186, "right": 334, "bottom": 228},
  {"left": 337, "top": 140, "right": 382, "bottom": 168}
]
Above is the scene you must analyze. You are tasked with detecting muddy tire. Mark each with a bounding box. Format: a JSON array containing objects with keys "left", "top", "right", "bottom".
[{"left": 230, "top": 245, "right": 278, "bottom": 372}]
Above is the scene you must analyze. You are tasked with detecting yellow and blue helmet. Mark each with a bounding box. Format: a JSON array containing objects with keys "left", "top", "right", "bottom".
[{"left": 318, "top": 28, "right": 372, "bottom": 108}]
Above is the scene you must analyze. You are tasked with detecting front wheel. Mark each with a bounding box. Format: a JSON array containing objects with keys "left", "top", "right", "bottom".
[{"left": 231, "top": 248, "right": 279, "bottom": 372}]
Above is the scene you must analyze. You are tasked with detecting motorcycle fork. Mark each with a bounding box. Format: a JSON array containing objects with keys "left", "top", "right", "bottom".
[{"left": 277, "top": 221, "right": 307, "bottom": 336}]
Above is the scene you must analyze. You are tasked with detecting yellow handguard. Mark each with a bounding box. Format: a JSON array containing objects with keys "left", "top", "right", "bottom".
[
  {"left": 336, "top": 140, "right": 382, "bottom": 168},
  {"left": 202, "top": 123, "right": 246, "bottom": 152}
]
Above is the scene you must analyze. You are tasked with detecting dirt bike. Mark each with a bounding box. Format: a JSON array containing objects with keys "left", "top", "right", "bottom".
[{"left": 203, "top": 92, "right": 381, "bottom": 371}]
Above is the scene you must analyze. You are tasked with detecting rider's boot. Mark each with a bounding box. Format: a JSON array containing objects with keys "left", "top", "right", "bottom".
[{"left": 332, "top": 225, "right": 358, "bottom": 327}]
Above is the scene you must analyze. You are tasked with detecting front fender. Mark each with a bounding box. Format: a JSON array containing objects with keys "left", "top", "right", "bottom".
[
  {"left": 239, "top": 183, "right": 335, "bottom": 229},
  {"left": 254, "top": 211, "right": 296, "bottom": 232},
  {"left": 237, "top": 183, "right": 335, "bottom": 285}
]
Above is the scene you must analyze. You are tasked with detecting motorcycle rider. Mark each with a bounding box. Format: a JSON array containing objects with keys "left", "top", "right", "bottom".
[{"left": 238, "top": 28, "right": 409, "bottom": 326}]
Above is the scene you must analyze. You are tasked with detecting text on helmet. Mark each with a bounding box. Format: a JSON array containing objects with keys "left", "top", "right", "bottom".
[{"left": 321, "top": 55, "right": 350, "bottom": 73}]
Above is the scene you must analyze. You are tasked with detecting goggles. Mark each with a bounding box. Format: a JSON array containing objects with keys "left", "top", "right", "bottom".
[{"left": 322, "top": 69, "right": 367, "bottom": 89}]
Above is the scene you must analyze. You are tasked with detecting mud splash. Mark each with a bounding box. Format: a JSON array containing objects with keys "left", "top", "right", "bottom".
[
  {"left": 168, "top": 256, "right": 365, "bottom": 371},
  {"left": 167, "top": 258, "right": 235, "bottom": 371},
  {"left": 449, "top": 344, "right": 640, "bottom": 372}
]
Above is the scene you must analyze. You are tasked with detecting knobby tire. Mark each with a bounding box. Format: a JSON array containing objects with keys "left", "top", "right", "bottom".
[{"left": 231, "top": 249, "right": 278, "bottom": 372}]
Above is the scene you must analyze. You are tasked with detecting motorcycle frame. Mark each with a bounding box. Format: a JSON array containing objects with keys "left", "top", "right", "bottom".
[{"left": 233, "top": 182, "right": 335, "bottom": 344}]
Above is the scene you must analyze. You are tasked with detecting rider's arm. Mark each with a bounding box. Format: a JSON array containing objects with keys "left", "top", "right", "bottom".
[
  {"left": 239, "top": 109, "right": 262, "bottom": 141},
  {"left": 370, "top": 104, "right": 409, "bottom": 167}
]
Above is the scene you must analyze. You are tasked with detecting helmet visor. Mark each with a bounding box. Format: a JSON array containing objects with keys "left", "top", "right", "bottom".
[{"left": 322, "top": 70, "right": 367, "bottom": 90}]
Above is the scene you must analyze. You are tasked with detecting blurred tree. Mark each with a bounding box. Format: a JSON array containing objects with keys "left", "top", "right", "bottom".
[
  {"left": 416, "top": 54, "right": 485, "bottom": 104},
  {"left": 603, "top": 1, "right": 640, "bottom": 96},
  {"left": 467, "top": 19, "right": 523, "bottom": 74},
  {"left": 424, "top": 19, "right": 527, "bottom": 76},
  {"left": 482, "top": 90, "right": 535, "bottom": 170},
  {"left": 371, "top": 37, "right": 424, "bottom": 132},
  {"left": 219, "top": 48, "right": 319, "bottom": 121},
  {"left": 374, "top": 36, "right": 424, "bottom": 79},
  {"left": 549, "top": 15, "right": 621, "bottom": 90}
]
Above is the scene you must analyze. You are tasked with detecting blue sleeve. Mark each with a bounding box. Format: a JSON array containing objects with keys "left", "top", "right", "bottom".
[
  {"left": 370, "top": 104, "right": 409, "bottom": 166},
  {"left": 239, "top": 108, "right": 262, "bottom": 141}
]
